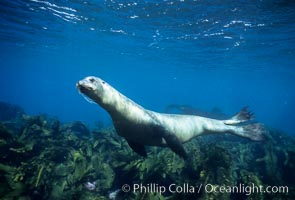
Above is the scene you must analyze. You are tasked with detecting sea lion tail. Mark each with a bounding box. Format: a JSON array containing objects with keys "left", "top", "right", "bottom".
[
  {"left": 236, "top": 123, "right": 266, "bottom": 141},
  {"left": 224, "top": 107, "right": 254, "bottom": 125}
]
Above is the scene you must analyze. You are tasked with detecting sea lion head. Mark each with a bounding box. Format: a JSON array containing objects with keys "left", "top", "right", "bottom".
[{"left": 76, "top": 76, "right": 108, "bottom": 105}]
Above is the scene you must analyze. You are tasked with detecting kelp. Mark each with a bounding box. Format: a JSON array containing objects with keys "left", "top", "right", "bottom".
[{"left": 0, "top": 112, "right": 294, "bottom": 199}]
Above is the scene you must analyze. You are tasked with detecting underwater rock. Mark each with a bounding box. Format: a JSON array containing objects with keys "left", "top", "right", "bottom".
[
  {"left": 0, "top": 101, "right": 25, "bottom": 121},
  {"left": 0, "top": 123, "right": 14, "bottom": 148},
  {"left": 61, "top": 121, "right": 90, "bottom": 137},
  {"left": 0, "top": 123, "right": 14, "bottom": 140},
  {"left": 22, "top": 115, "right": 45, "bottom": 127}
]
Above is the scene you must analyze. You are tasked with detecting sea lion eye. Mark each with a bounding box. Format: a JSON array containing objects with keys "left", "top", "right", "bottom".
[
  {"left": 102, "top": 81, "right": 105, "bottom": 84},
  {"left": 89, "top": 78, "right": 95, "bottom": 83}
]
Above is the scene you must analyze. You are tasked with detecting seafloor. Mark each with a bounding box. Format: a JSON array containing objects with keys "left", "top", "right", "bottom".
[{"left": 0, "top": 101, "right": 294, "bottom": 200}]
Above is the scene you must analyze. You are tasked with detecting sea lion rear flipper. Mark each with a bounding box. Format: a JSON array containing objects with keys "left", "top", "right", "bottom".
[
  {"left": 127, "top": 140, "right": 147, "bottom": 157},
  {"left": 235, "top": 123, "right": 266, "bottom": 141},
  {"left": 224, "top": 107, "right": 254, "bottom": 125}
]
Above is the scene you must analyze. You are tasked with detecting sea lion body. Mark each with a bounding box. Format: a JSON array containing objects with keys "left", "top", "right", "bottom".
[{"left": 77, "top": 76, "right": 265, "bottom": 159}]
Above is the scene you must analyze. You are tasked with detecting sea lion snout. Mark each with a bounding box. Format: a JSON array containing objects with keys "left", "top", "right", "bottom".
[
  {"left": 76, "top": 81, "right": 84, "bottom": 91},
  {"left": 77, "top": 76, "right": 107, "bottom": 105},
  {"left": 77, "top": 77, "right": 105, "bottom": 95},
  {"left": 76, "top": 79, "right": 93, "bottom": 93}
]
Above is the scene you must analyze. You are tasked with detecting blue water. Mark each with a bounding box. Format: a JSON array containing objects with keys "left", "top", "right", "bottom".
[{"left": 0, "top": 0, "right": 294, "bottom": 133}]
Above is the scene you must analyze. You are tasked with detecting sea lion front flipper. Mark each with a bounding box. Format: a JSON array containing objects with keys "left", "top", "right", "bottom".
[
  {"left": 153, "top": 124, "right": 187, "bottom": 159},
  {"left": 163, "top": 134, "right": 188, "bottom": 160},
  {"left": 127, "top": 140, "right": 147, "bottom": 157}
]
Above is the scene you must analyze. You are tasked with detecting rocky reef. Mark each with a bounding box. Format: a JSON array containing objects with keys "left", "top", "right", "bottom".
[{"left": 0, "top": 103, "right": 294, "bottom": 199}]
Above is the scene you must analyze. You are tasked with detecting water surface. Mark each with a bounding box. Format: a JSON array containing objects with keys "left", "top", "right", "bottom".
[{"left": 0, "top": 0, "right": 294, "bottom": 133}]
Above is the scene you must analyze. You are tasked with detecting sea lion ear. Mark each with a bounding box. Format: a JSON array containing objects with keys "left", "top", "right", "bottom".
[
  {"left": 153, "top": 125, "right": 188, "bottom": 159},
  {"left": 126, "top": 140, "right": 147, "bottom": 157}
]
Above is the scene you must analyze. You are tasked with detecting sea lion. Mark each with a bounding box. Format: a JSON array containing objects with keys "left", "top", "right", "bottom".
[{"left": 77, "top": 76, "right": 265, "bottom": 159}]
